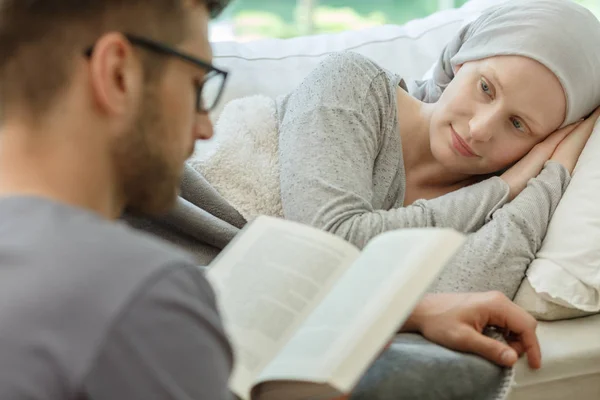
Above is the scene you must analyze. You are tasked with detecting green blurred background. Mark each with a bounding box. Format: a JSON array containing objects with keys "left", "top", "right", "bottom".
[{"left": 210, "top": 0, "right": 600, "bottom": 41}]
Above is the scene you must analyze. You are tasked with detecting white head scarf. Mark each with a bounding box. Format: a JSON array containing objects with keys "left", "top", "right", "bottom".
[{"left": 411, "top": 0, "right": 600, "bottom": 126}]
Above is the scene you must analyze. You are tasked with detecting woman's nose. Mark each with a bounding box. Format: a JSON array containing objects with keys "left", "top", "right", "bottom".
[{"left": 469, "top": 109, "right": 497, "bottom": 142}]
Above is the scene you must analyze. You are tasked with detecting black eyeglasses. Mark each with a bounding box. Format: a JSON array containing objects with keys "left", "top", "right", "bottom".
[{"left": 84, "top": 33, "right": 229, "bottom": 113}]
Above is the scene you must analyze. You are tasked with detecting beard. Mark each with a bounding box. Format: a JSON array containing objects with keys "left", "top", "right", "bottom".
[{"left": 112, "top": 87, "right": 183, "bottom": 216}]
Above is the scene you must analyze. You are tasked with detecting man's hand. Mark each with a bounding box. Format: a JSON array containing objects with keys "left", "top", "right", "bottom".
[{"left": 401, "top": 292, "right": 541, "bottom": 369}]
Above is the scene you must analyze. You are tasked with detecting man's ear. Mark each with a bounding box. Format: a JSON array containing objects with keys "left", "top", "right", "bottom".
[{"left": 87, "top": 32, "right": 143, "bottom": 119}]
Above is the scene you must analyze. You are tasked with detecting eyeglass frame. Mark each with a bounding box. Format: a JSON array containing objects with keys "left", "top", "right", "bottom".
[{"left": 84, "top": 33, "right": 229, "bottom": 113}]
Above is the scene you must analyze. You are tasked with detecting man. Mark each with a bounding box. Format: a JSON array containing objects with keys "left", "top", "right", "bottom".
[{"left": 0, "top": 1, "right": 540, "bottom": 399}]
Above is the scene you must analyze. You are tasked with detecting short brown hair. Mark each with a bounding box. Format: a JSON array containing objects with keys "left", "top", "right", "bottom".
[{"left": 0, "top": 0, "right": 228, "bottom": 119}]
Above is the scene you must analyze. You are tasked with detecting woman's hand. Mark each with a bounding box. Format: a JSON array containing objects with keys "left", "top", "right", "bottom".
[
  {"left": 501, "top": 122, "right": 580, "bottom": 201},
  {"left": 551, "top": 107, "right": 600, "bottom": 174}
]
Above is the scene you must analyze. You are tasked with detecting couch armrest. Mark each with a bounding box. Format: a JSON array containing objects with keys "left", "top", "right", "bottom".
[{"left": 510, "top": 313, "right": 600, "bottom": 399}]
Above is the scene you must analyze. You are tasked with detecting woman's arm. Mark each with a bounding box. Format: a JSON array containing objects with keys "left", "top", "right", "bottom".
[
  {"left": 280, "top": 52, "right": 512, "bottom": 249},
  {"left": 429, "top": 161, "right": 570, "bottom": 299},
  {"left": 431, "top": 108, "right": 599, "bottom": 298}
]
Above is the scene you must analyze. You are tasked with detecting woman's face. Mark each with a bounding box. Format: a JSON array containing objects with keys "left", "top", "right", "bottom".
[{"left": 429, "top": 55, "right": 566, "bottom": 175}]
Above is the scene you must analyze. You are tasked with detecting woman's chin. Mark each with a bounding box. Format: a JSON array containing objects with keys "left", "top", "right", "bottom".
[
  {"left": 433, "top": 147, "right": 471, "bottom": 173},
  {"left": 437, "top": 157, "right": 494, "bottom": 176},
  {"left": 433, "top": 146, "right": 501, "bottom": 176}
]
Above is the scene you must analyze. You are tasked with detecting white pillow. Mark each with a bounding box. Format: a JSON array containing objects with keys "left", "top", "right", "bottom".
[
  {"left": 513, "top": 278, "right": 595, "bottom": 321},
  {"left": 521, "top": 118, "right": 600, "bottom": 313}
]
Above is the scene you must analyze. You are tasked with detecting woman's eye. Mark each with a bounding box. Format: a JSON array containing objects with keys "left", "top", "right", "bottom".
[
  {"left": 480, "top": 79, "right": 491, "bottom": 95},
  {"left": 511, "top": 118, "right": 525, "bottom": 132}
]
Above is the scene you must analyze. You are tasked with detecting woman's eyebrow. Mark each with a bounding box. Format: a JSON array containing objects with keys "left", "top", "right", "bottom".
[
  {"left": 521, "top": 114, "right": 543, "bottom": 135},
  {"left": 487, "top": 68, "right": 504, "bottom": 95}
]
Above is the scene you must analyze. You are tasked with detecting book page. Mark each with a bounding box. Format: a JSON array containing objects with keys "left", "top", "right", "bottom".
[
  {"left": 256, "top": 228, "right": 465, "bottom": 395},
  {"left": 206, "top": 216, "right": 360, "bottom": 400}
]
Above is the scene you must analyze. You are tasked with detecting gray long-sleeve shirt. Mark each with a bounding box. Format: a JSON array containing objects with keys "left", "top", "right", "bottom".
[
  {"left": 0, "top": 197, "right": 233, "bottom": 400},
  {"left": 277, "top": 52, "right": 570, "bottom": 299}
]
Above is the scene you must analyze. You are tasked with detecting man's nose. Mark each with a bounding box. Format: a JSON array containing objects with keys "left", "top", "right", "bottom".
[{"left": 194, "top": 113, "right": 214, "bottom": 141}]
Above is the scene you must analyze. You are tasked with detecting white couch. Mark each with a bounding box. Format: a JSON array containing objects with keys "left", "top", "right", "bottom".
[{"left": 207, "top": 0, "right": 600, "bottom": 398}]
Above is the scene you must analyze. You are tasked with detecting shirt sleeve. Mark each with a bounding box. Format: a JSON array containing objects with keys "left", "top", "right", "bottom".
[
  {"left": 81, "top": 264, "right": 235, "bottom": 400},
  {"left": 429, "top": 161, "right": 571, "bottom": 299},
  {"left": 279, "top": 51, "right": 511, "bottom": 249}
]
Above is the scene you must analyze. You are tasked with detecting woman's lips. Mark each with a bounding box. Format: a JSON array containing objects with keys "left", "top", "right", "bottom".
[{"left": 450, "top": 126, "right": 478, "bottom": 157}]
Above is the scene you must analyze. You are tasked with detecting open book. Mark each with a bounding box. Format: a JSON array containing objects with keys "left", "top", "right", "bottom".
[{"left": 207, "top": 216, "right": 465, "bottom": 400}]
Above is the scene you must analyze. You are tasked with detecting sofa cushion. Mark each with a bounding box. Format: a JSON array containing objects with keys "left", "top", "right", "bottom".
[{"left": 208, "top": 0, "right": 506, "bottom": 120}]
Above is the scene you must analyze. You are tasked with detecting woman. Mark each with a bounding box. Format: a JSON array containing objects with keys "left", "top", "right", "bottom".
[{"left": 201, "top": 0, "right": 600, "bottom": 300}]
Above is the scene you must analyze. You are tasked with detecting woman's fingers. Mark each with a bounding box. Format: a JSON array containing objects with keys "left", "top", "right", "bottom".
[{"left": 551, "top": 107, "right": 600, "bottom": 173}]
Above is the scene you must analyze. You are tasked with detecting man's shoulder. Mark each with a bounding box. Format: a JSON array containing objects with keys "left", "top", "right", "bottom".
[
  {"left": 87, "top": 217, "right": 195, "bottom": 268},
  {"left": 55, "top": 203, "right": 196, "bottom": 270},
  {"left": 0, "top": 199, "right": 218, "bottom": 400},
  {"left": 0, "top": 197, "right": 210, "bottom": 348},
  {"left": 0, "top": 197, "right": 198, "bottom": 293}
]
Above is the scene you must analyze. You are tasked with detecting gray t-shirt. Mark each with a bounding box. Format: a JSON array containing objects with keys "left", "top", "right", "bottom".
[
  {"left": 0, "top": 197, "right": 233, "bottom": 400},
  {"left": 277, "top": 51, "right": 570, "bottom": 299}
]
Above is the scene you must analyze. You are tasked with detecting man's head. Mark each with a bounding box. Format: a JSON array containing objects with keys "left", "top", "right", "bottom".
[{"left": 0, "top": 0, "right": 228, "bottom": 216}]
